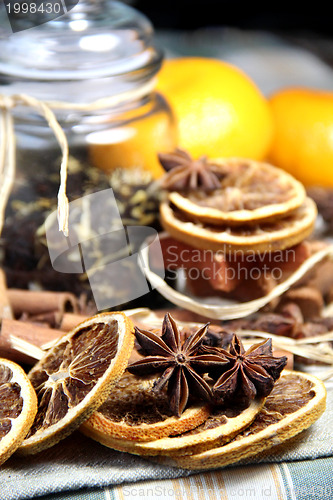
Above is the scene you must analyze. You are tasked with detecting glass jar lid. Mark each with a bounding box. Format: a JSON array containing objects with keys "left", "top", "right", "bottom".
[{"left": 0, "top": 0, "right": 162, "bottom": 79}]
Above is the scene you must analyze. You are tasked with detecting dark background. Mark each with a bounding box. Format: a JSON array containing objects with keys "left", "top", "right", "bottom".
[
  {"left": 130, "top": 2, "right": 333, "bottom": 67},
  {"left": 131, "top": 2, "right": 332, "bottom": 36}
]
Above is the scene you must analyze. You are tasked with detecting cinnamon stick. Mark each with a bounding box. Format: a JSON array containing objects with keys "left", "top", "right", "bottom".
[
  {"left": 21, "top": 310, "right": 63, "bottom": 328},
  {"left": 0, "top": 318, "right": 63, "bottom": 365},
  {"left": 7, "top": 289, "right": 78, "bottom": 319},
  {"left": 60, "top": 313, "right": 88, "bottom": 332}
]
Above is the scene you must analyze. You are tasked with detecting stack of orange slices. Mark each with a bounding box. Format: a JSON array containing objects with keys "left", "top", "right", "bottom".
[
  {"left": 160, "top": 157, "right": 317, "bottom": 254},
  {"left": 77, "top": 316, "right": 326, "bottom": 470},
  {"left": 80, "top": 371, "right": 266, "bottom": 455},
  {"left": 80, "top": 358, "right": 326, "bottom": 471}
]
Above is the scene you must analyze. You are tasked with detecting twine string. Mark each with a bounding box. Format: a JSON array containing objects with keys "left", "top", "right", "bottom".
[
  {"left": 0, "top": 93, "right": 69, "bottom": 236},
  {"left": 0, "top": 95, "right": 16, "bottom": 236}
]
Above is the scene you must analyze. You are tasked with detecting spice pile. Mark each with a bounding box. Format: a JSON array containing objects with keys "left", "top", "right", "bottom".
[
  {"left": 0, "top": 149, "right": 332, "bottom": 472},
  {"left": 0, "top": 310, "right": 327, "bottom": 471}
]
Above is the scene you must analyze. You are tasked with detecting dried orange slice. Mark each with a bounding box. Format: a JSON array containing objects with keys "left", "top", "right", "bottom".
[
  {"left": 82, "top": 393, "right": 265, "bottom": 457},
  {"left": 160, "top": 197, "right": 317, "bottom": 253},
  {"left": 170, "top": 370, "right": 326, "bottom": 470},
  {"left": 169, "top": 158, "right": 306, "bottom": 226},
  {"left": 81, "top": 372, "right": 211, "bottom": 443},
  {"left": 18, "top": 312, "right": 134, "bottom": 455},
  {"left": 0, "top": 358, "right": 37, "bottom": 466}
]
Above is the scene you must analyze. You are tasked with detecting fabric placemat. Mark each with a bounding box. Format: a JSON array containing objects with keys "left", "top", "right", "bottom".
[
  {"left": 1, "top": 376, "right": 331, "bottom": 500},
  {"left": 36, "top": 457, "right": 330, "bottom": 500}
]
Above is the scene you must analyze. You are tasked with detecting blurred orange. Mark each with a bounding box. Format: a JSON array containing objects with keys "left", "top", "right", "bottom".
[
  {"left": 88, "top": 94, "right": 177, "bottom": 178},
  {"left": 155, "top": 57, "right": 274, "bottom": 160},
  {"left": 268, "top": 87, "right": 333, "bottom": 187}
]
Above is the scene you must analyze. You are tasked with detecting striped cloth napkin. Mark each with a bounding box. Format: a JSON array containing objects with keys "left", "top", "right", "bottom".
[
  {"left": 1, "top": 375, "right": 332, "bottom": 500},
  {"left": 41, "top": 458, "right": 331, "bottom": 500}
]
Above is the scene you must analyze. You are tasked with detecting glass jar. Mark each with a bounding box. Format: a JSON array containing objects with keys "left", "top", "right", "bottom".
[
  {"left": 0, "top": 0, "right": 176, "bottom": 310},
  {"left": 0, "top": 0, "right": 176, "bottom": 176}
]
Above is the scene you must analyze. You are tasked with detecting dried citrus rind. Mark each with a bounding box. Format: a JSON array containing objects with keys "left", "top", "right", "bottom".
[
  {"left": 83, "top": 394, "right": 265, "bottom": 457},
  {"left": 0, "top": 358, "right": 37, "bottom": 466},
  {"left": 160, "top": 197, "right": 317, "bottom": 254},
  {"left": 169, "top": 370, "right": 326, "bottom": 470},
  {"left": 81, "top": 372, "right": 211, "bottom": 443},
  {"left": 169, "top": 158, "right": 306, "bottom": 226},
  {"left": 18, "top": 312, "right": 134, "bottom": 455}
]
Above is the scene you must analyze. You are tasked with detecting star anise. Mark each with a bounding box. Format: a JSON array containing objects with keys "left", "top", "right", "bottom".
[
  {"left": 127, "top": 313, "right": 229, "bottom": 417},
  {"left": 205, "top": 335, "right": 287, "bottom": 404},
  {"left": 182, "top": 324, "right": 234, "bottom": 349},
  {"left": 158, "top": 148, "right": 226, "bottom": 192}
]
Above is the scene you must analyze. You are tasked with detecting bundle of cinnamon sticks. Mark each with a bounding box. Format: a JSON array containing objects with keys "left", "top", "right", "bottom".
[{"left": 0, "top": 269, "right": 94, "bottom": 364}]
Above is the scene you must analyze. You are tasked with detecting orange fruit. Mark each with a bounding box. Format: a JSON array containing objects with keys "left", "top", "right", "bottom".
[
  {"left": 87, "top": 94, "right": 177, "bottom": 178},
  {"left": 268, "top": 88, "right": 333, "bottom": 187},
  {"left": 155, "top": 57, "right": 274, "bottom": 160}
]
